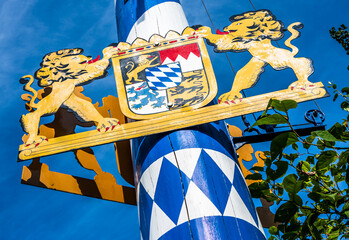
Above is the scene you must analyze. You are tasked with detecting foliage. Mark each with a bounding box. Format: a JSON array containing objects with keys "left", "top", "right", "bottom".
[
  {"left": 247, "top": 97, "right": 349, "bottom": 239},
  {"left": 329, "top": 24, "right": 349, "bottom": 70}
]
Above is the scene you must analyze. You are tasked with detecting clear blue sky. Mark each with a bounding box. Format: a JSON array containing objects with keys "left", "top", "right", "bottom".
[{"left": 1, "top": 0, "right": 349, "bottom": 239}]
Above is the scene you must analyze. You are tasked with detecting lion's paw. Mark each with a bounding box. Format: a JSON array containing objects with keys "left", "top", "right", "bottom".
[
  {"left": 195, "top": 26, "right": 212, "bottom": 37},
  {"left": 218, "top": 92, "right": 243, "bottom": 104},
  {"left": 97, "top": 118, "right": 120, "bottom": 132},
  {"left": 23, "top": 135, "right": 48, "bottom": 148},
  {"left": 289, "top": 81, "right": 315, "bottom": 91},
  {"left": 102, "top": 46, "right": 119, "bottom": 59}
]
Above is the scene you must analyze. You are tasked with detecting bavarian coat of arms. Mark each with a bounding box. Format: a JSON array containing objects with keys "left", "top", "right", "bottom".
[{"left": 112, "top": 37, "right": 217, "bottom": 120}]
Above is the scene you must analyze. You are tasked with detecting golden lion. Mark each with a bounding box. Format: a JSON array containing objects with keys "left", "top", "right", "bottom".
[
  {"left": 195, "top": 10, "right": 314, "bottom": 102},
  {"left": 124, "top": 54, "right": 159, "bottom": 84},
  {"left": 20, "top": 47, "right": 120, "bottom": 147}
]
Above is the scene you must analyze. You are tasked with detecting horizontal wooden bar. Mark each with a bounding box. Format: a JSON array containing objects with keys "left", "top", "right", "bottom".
[{"left": 18, "top": 82, "right": 328, "bottom": 161}]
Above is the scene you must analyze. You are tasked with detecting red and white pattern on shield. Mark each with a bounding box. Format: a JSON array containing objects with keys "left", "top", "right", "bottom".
[
  {"left": 159, "top": 43, "right": 202, "bottom": 72},
  {"left": 125, "top": 43, "right": 203, "bottom": 115}
]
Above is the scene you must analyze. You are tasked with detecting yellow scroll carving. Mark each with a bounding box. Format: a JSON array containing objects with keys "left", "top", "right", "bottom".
[{"left": 228, "top": 125, "right": 265, "bottom": 186}]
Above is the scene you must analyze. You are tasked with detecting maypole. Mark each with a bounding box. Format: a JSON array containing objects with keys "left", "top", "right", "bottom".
[
  {"left": 115, "top": 0, "right": 266, "bottom": 239},
  {"left": 16, "top": 0, "right": 329, "bottom": 239}
]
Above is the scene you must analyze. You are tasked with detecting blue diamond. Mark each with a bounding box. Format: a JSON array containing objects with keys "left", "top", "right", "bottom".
[
  {"left": 154, "top": 157, "right": 189, "bottom": 224},
  {"left": 191, "top": 150, "right": 232, "bottom": 214},
  {"left": 138, "top": 183, "right": 154, "bottom": 240},
  {"left": 232, "top": 165, "right": 259, "bottom": 226}
]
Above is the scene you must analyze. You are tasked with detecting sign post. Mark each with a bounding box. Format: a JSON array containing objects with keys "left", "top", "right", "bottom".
[{"left": 17, "top": 2, "right": 328, "bottom": 239}]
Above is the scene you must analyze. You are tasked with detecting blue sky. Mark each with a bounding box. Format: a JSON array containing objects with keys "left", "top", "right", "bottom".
[{"left": 1, "top": 0, "right": 349, "bottom": 239}]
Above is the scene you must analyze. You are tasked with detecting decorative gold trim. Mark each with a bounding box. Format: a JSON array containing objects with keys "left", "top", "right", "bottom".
[{"left": 18, "top": 82, "right": 328, "bottom": 161}]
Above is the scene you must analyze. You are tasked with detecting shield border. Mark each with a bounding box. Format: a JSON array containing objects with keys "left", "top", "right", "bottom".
[{"left": 111, "top": 37, "right": 217, "bottom": 120}]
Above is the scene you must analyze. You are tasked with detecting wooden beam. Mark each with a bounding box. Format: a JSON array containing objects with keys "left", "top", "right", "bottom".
[{"left": 18, "top": 82, "right": 328, "bottom": 161}]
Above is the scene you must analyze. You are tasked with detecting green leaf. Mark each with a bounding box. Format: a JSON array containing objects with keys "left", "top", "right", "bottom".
[
  {"left": 274, "top": 201, "right": 298, "bottom": 223},
  {"left": 306, "top": 135, "right": 315, "bottom": 143},
  {"left": 328, "top": 122, "right": 346, "bottom": 139},
  {"left": 262, "top": 190, "right": 279, "bottom": 202},
  {"left": 316, "top": 139, "right": 326, "bottom": 150},
  {"left": 311, "top": 130, "right": 340, "bottom": 141},
  {"left": 283, "top": 174, "right": 303, "bottom": 195},
  {"left": 338, "top": 150, "right": 349, "bottom": 167},
  {"left": 309, "top": 223, "right": 322, "bottom": 240},
  {"left": 292, "top": 143, "right": 298, "bottom": 150},
  {"left": 342, "top": 201, "right": 349, "bottom": 212},
  {"left": 301, "top": 161, "right": 311, "bottom": 172},
  {"left": 260, "top": 99, "right": 273, "bottom": 118},
  {"left": 341, "top": 234, "right": 349, "bottom": 240},
  {"left": 248, "top": 181, "right": 269, "bottom": 198},
  {"left": 303, "top": 135, "right": 315, "bottom": 149},
  {"left": 266, "top": 161, "right": 289, "bottom": 180},
  {"left": 250, "top": 166, "right": 265, "bottom": 172},
  {"left": 334, "top": 173, "right": 345, "bottom": 182},
  {"left": 341, "top": 101, "right": 349, "bottom": 112},
  {"left": 333, "top": 93, "right": 339, "bottom": 101},
  {"left": 245, "top": 173, "right": 262, "bottom": 180},
  {"left": 268, "top": 226, "right": 278, "bottom": 235},
  {"left": 271, "top": 132, "right": 298, "bottom": 160},
  {"left": 293, "top": 194, "right": 303, "bottom": 206},
  {"left": 269, "top": 99, "right": 298, "bottom": 112},
  {"left": 340, "top": 131, "right": 349, "bottom": 140},
  {"left": 344, "top": 210, "right": 349, "bottom": 218},
  {"left": 277, "top": 185, "right": 284, "bottom": 196},
  {"left": 328, "top": 230, "right": 340, "bottom": 240},
  {"left": 306, "top": 155, "right": 315, "bottom": 164},
  {"left": 318, "top": 192, "right": 337, "bottom": 203},
  {"left": 316, "top": 150, "right": 338, "bottom": 171},
  {"left": 250, "top": 114, "right": 288, "bottom": 129},
  {"left": 308, "top": 192, "right": 321, "bottom": 202},
  {"left": 342, "top": 87, "right": 349, "bottom": 95}
]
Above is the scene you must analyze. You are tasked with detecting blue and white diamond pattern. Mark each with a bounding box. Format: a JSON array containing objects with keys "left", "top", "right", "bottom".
[
  {"left": 145, "top": 62, "right": 182, "bottom": 90},
  {"left": 137, "top": 148, "right": 265, "bottom": 240}
]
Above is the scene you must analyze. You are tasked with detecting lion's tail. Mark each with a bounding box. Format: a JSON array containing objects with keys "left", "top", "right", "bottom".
[
  {"left": 285, "top": 22, "right": 304, "bottom": 56},
  {"left": 126, "top": 61, "right": 135, "bottom": 73},
  {"left": 20, "top": 75, "right": 38, "bottom": 110}
]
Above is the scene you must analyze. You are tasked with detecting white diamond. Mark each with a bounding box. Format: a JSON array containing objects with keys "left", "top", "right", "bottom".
[
  {"left": 149, "top": 202, "right": 176, "bottom": 240},
  {"left": 178, "top": 181, "right": 221, "bottom": 225},
  {"left": 164, "top": 148, "right": 202, "bottom": 178},
  {"left": 224, "top": 185, "right": 258, "bottom": 228},
  {"left": 203, "top": 149, "right": 235, "bottom": 183},
  {"left": 139, "top": 157, "right": 163, "bottom": 199}
]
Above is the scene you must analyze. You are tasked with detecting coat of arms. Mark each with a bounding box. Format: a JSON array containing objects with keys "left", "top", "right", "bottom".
[{"left": 112, "top": 37, "right": 217, "bottom": 119}]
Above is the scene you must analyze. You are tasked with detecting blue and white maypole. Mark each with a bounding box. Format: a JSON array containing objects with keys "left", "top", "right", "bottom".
[{"left": 114, "top": 0, "right": 266, "bottom": 239}]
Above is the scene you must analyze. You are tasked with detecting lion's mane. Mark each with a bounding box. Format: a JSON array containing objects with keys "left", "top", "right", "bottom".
[
  {"left": 34, "top": 48, "right": 106, "bottom": 87},
  {"left": 228, "top": 10, "right": 284, "bottom": 43}
]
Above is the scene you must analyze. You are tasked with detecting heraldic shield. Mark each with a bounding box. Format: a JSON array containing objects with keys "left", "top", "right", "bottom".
[{"left": 112, "top": 37, "right": 217, "bottom": 120}]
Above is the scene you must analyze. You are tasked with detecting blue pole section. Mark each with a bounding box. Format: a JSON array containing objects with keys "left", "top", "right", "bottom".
[{"left": 115, "top": 1, "right": 266, "bottom": 239}]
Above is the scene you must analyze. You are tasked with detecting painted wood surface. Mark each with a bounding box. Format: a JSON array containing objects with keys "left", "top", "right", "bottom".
[
  {"left": 18, "top": 81, "right": 327, "bottom": 161},
  {"left": 113, "top": 1, "right": 312, "bottom": 239},
  {"left": 112, "top": 37, "right": 217, "bottom": 120},
  {"left": 19, "top": 48, "right": 120, "bottom": 148},
  {"left": 194, "top": 10, "right": 315, "bottom": 102},
  {"left": 134, "top": 121, "right": 266, "bottom": 239},
  {"left": 20, "top": 89, "right": 136, "bottom": 203}
]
